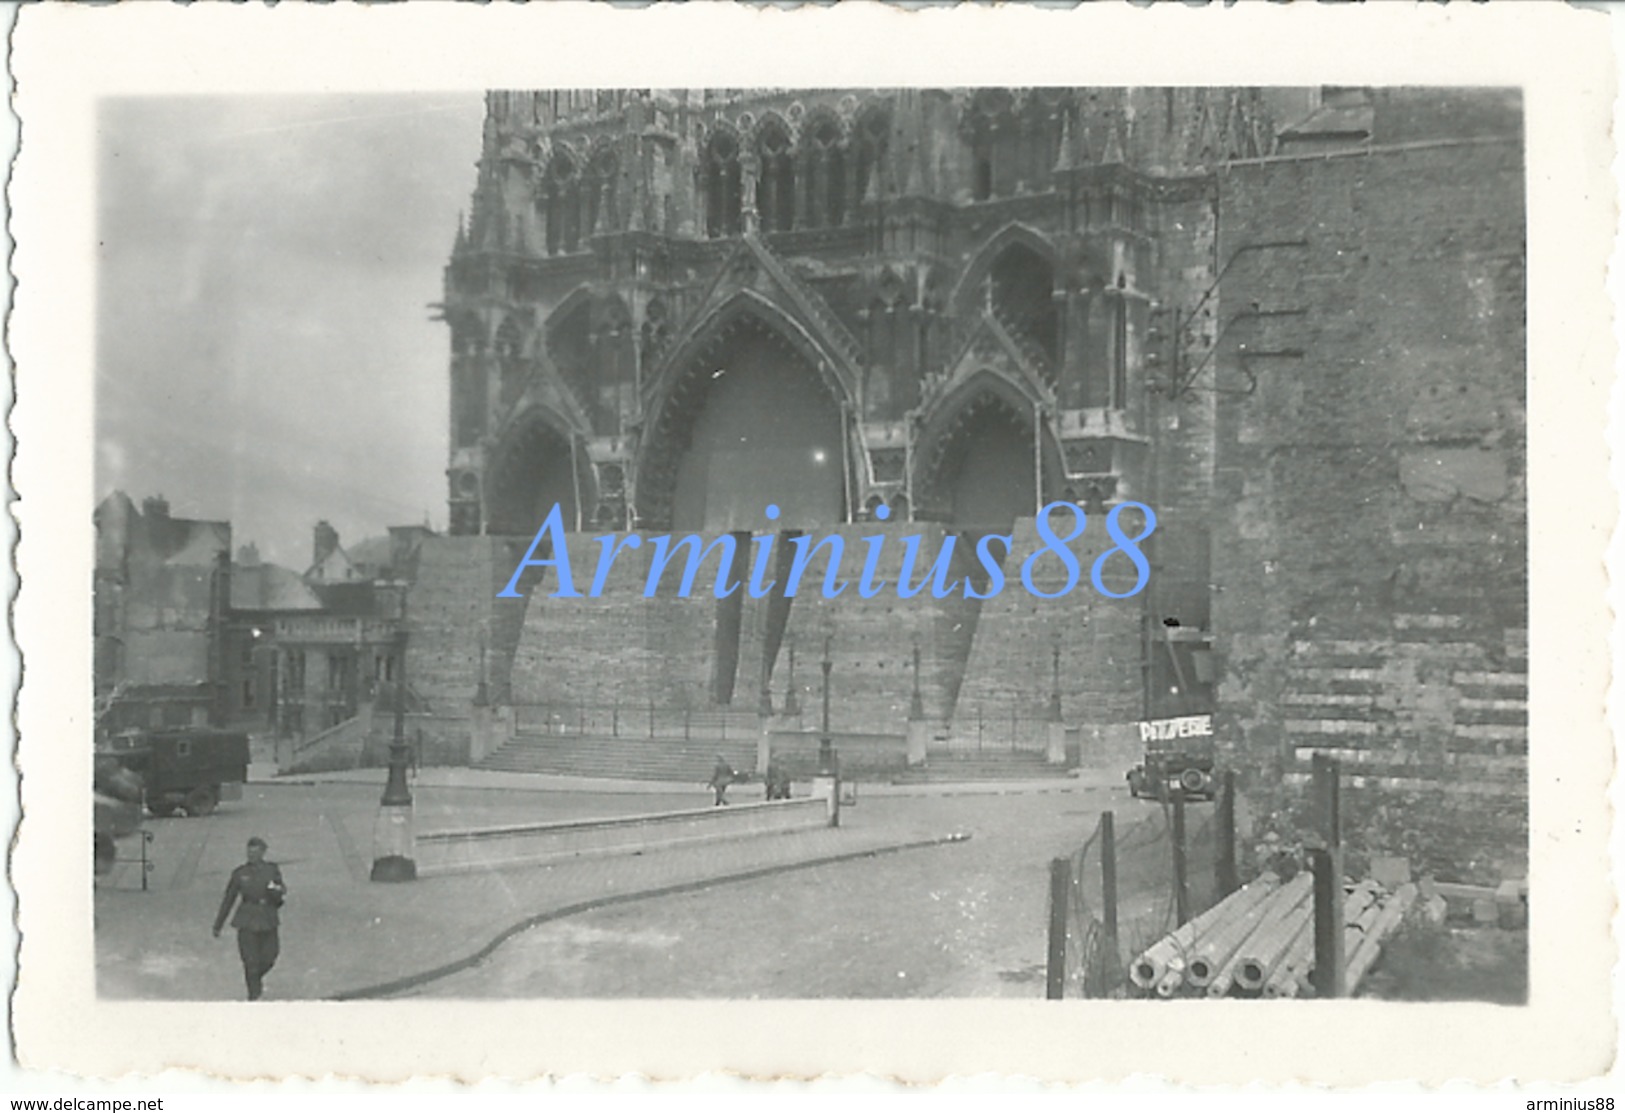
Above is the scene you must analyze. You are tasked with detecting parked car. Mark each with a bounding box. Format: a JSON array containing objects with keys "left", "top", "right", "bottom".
[{"left": 1126, "top": 747, "right": 1217, "bottom": 801}]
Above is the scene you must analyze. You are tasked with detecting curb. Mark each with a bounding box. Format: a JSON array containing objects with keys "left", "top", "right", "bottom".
[
  {"left": 328, "top": 832, "right": 972, "bottom": 1000},
  {"left": 253, "top": 773, "right": 1115, "bottom": 798}
]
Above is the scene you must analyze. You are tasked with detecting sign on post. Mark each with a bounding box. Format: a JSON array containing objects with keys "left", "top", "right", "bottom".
[{"left": 1137, "top": 713, "right": 1214, "bottom": 744}]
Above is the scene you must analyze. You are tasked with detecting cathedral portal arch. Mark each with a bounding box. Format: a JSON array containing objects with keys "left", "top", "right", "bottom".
[
  {"left": 635, "top": 292, "right": 856, "bottom": 532},
  {"left": 911, "top": 369, "right": 1065, "bottom": 531},
  {"left": 950, "top": 222, "right": 1061, "bottom": 319},
  {"left": 484, "top": 405, "right": 598, "bottom": 537}
]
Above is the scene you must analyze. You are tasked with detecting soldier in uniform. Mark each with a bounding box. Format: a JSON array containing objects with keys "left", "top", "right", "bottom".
[
  {"left": 707, "top": 754, "right": 736, "bottom": 806},
  {"left": 212, "top": 836, "right": 286, "bottom": 1000}
]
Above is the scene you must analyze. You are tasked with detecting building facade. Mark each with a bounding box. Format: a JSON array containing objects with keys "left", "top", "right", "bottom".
[{"left": 410, "top": 86, "right": 1524, "bottom": 875}]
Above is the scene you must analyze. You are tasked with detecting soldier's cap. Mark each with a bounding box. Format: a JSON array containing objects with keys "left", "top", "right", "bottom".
[{"left": 247, "top": 837, "right": 268, "bottom": 850}]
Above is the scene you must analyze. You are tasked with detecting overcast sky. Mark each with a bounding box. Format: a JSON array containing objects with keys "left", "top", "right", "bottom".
[{"left": 96, "top": 94, "right": 487, "bottom": 569}]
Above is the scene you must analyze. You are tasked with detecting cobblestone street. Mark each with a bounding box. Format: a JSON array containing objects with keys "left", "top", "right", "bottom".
[
  {"left": 408, "top": 784, "right": 1123, "bottom": 998},
  {"left": 94, "top": 770, "right": 1124, "bottom": 1001}
]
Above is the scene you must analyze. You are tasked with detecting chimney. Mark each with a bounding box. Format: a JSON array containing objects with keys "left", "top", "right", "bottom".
[
  {"left": 313, "top": 520, "right": 340, "bottom": 567},
  {"left": 142, "top": 494, "right": 170, "bottom": 521}
]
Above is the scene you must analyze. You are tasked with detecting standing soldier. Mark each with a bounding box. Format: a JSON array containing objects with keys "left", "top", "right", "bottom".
[{"left": 212, "top": 836, "right": 286, "bottom": 1001}]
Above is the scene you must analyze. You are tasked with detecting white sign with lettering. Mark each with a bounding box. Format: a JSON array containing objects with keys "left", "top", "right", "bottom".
[{"left": 1138, "top": 714, "right": 1214, "bottom": 744}]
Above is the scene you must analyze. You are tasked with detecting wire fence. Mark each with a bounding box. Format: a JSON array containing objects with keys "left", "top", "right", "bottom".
[{"left": 1049, "top": 790, "right": 1229, "bottom": 998}]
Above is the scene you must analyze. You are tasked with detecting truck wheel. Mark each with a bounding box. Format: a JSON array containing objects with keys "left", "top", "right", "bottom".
[
  {"left": 94, "top": 833, "right": 116, "bottom": 876},
  {"left": 1179, "top": 768, "right": 1207, "bottom": 795},
  {"left": 185, "top": 786, "right": 218, "bottom": 817}
]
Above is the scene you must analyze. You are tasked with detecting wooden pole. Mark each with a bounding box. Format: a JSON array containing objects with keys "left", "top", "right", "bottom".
[
  {"left": 1309, "top": 846, "right": 1347, "bottom": 998},
  {"left": 1170, "top": 787, "right": 1189, "bottom": 925},
  {"left": 1100, "top": 811, "right": 1120, "bottom": 994},
  {"left": 1216, "top": 769, "right": 1239, "bottom": 897},
  {"left": 1312, "top": 751, "right": 1341, "bottom": 848},
  {"left": 1309, "top": 754, "right": 1345, "bottom": 997},
  {"left": 1046, "top": 856, "right": 1071, "bottom": 1000}
]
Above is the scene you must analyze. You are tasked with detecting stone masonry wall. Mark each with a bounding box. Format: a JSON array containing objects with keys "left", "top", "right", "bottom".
[
  {"left": 405, "top": 536, "right": 526, "bottom": 763},
  {"left": 950, "top": 514, "right": 1144, "bottom": 751},
  {"left": 1210, "top": 136, "right": 1526, "bottom": 883}
]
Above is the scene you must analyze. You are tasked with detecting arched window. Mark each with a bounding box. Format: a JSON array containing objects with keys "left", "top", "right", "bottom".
[
  {"left": 641, "top": 297, "right": 672, "bottom": 365},
  {"left": 598, "top": 296, "right": 635, "bottom": 434},
  {"left": 704, "top": 131, "right": 742, "bottom": 238},
  {"left": 988, "top": 242, "right": 1059, "bottom": 377},
  {"left": 756, "top": 120, "right": 795, "bottom": 233},
  {"left": 804, "top": 117, "right": 846, "bottom": 227},
  {"left": 545, "top": 151, "right": 581, "bottom": 254},
  {"left": 547, "top": 299, "right": 595, "bottom": 414},
  {"left": 586, "top": 146, "right": 619, "bottom": 236},
  {"left": 1111, "top": 285, "right": 1129, "bottom": 408},
  {"left": 966, "top": 88, "right": 1014, "bottom": 201},
  {"left": 495, "top": 317, "right": 526, "bottom": 405},
  {"left": 853, "top": 107, "right": 890, "bottom": 204}
]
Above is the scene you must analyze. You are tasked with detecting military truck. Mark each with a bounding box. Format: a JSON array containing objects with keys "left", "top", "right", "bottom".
[{"left": 98, "top": 728, "right": 250, "bottom": 818}]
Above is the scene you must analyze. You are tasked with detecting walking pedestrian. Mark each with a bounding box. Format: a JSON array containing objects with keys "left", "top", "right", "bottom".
[
  {"left": 212, "top": 836, "right": 286, "bottom": 1001},
  {"left": 708, "top": 754, "right": 736, "bottom": 806},
  {"left": 765, "top": 760, "right": 791, "bottom": 801}
]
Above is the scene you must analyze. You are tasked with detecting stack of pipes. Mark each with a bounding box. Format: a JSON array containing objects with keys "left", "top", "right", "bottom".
[
  {"left": 1207, "top": 873, "right": 1315, "bottom": 997},
  {"left": 1126, "top": 872, "right": 1280, "bottom": 996},
  {"left": 1128, "top": 871, "right": 1420, "bottom": 999},
  {"left": 1263, "top": 879, "right": 1383, "bottom": 998}
]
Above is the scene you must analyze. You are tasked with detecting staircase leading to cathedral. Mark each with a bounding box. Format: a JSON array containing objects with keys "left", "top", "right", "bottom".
[
  {"left": 478, "top": 731, "right": 1073, "bottom": 784},
  {"left": 478, "top": 731, "right": 760, "bottom": 784},
  {"left": 890, "top": 750, "right": 1072, "bottom": 783}
]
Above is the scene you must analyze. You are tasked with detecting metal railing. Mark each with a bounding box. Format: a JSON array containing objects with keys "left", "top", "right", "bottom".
[
  {"left": 940, "top": 702, "right": 1057, "bottom": 753},
  {"left": 513, "top": 701, "right": 768, "bottom": 743}
]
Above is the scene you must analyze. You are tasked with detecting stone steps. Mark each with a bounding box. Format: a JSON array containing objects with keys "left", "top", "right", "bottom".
[
  {"left": 478, "top": 731, "right": 759, "bottom": 783},
  {"left": 892, "top": 751, "right": 1070, "bottom": 783}
]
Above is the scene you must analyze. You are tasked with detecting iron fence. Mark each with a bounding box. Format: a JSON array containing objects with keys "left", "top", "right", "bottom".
[
  {"left": 940, "top": 701, "right": 1057, "bottom": 754},
  {"left": 512, "top": 701, "right": 767, "bottom": 743}
]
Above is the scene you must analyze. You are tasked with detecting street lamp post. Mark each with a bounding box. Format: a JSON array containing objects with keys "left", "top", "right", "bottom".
[
  {"left": 371, "top": 594, "right": 417, "bottom": 881},
  {"left": 910, "top": 641, "right": 925, "bottom": 721},
  {"left": 783, "top": 642, "right": 799, "bottom": 717},
  {"left": 1049, "top": 640, "right": 1063, "bottom": 722},
  {"left": 814, "top": 634, "right": 840, "bottom": 827},
  {"left": 1046, "top": 639, "right": 1068, "bottom": 767},
  {"left": 380, "top": 632, "right": 413, "bottom": 809},
  {"left": 818, "top": 635, "right": 834, "bottom": 775}
]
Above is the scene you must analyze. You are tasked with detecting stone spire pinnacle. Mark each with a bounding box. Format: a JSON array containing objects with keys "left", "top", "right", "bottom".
[
  {"left": 1054, "top": 108, "right": 1080, "bottom": 174},
  {"left": 1102, "top": 115, "right": 1127, "bottom": 166},
  {"left": 863, "top": 159, "right": 883, "bottom": 205},
  {"left": 903, "top": 140, "right": 928, "bottom": 198}
]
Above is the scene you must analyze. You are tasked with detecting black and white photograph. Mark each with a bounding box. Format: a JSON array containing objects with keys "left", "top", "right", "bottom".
[{"left": 10, "top": 2, "right": 1618, "bottom": 1090}]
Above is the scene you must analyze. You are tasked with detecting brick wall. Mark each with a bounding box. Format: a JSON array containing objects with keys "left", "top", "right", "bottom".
[{"left": 1210, "top": 134, "right": 1526, "bottom": 882}]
